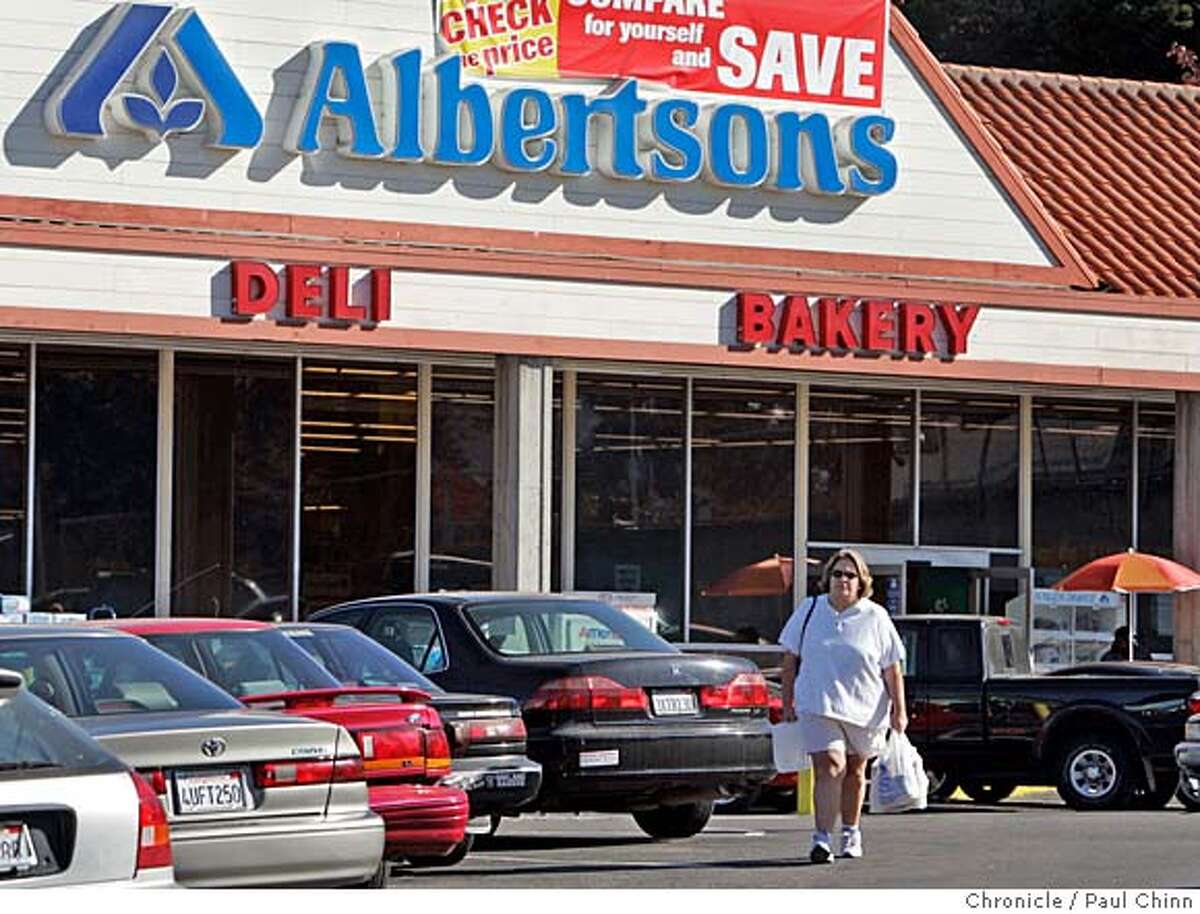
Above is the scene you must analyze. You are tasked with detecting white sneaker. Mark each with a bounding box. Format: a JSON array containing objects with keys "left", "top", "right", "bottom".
[
  {"left": 809, "top": 833, "right": 834, "bottom": 864},
  {"left": 840, "top": 828, "right": 863, "bottom": 859}
]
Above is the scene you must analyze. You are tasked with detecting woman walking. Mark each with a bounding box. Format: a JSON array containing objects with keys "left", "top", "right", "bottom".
[{"left": 778, "top": 548, "right": 907, "bottom": 863}]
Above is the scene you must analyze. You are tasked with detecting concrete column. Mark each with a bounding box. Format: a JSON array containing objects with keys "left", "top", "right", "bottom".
[
  {"left": 492, "top": 356, "right": 553, "bottom": 592},
  {"left": 1174, "top": 392, "right": 1200, "bottom": 663}
]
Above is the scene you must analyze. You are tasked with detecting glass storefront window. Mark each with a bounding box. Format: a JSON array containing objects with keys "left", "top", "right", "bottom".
[
  {"left": 691, "top": 381, "right": 794, "bottom": 645},
  {"left": 574, "top": 375, "right": 685, "bottom": 636},
  {"left": 1137, "top": 401, "right": 1174, "bottom": 557},
  {"left": 0, "top": 346, "right": 28, "bottom": 595},
  {"left": 919, "top": 393, "right": 1019, "bottom": 547},
  {"left": 173, "top": 356, "right": 293, "bottom": 619},
  {"left": 34, "top": 348, "right": 157, "bottom": 616},
  {"left": 810, "top": 388, "right": 914, "bottom": 545},
  {"left": 300, "top": 361, "right": 417, "bottom": 615},
  {"left": 1033, "top": 398, "right": 1132, "bottom": 582},
  {"left": 430, "top": 368, "right": 494, "bottom": 591}
]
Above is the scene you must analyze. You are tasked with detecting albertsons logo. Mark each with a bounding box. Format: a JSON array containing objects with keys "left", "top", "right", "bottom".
[{"left": 45, "top": 3, "right": 262, "bottom": 148}]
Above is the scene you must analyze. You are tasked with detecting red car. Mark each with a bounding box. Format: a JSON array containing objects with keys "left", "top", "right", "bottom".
[{"left": 101, "top": 619, "right": 469, "bottom": 871}]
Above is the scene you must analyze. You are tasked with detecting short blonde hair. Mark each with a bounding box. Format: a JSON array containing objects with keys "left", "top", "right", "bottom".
[{"left": 820, "top": 548, "right": 873, "bottom": 601}]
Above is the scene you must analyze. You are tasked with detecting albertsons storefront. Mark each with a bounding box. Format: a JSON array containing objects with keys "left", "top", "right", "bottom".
[{"left": 0, "top": 0, "right": 1196, "bottom": 663}]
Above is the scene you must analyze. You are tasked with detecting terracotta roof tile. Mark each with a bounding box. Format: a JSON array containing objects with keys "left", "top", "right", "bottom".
[{"left": 947, "top": 63, "right": 1200, "bottom": 297}]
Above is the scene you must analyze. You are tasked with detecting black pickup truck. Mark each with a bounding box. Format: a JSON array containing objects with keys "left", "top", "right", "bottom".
[{"left": 897, "top": 614, "right": 1200, "bottom": 811}]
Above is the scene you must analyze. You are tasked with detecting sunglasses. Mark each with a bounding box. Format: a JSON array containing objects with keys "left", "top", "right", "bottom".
[{"left": 829, "top": 570, "right": 859, "bottom": 581}]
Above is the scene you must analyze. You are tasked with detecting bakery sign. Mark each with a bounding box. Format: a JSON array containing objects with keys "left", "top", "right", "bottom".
[{"left": 44, "top": 1, "right": 899, "bottom": 197}]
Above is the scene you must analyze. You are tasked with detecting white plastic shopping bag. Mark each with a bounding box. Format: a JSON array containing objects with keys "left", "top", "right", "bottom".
[
  {"left": 869, "top": 730, "right": 929, "bottom": 813},
  {"left": 770, "top": 720, "right": 809, "bottom": 774}
]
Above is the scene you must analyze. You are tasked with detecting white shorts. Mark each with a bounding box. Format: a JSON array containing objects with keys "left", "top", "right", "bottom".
[{"left": 799, "top": 713, "right": 886, "bottom": 759}]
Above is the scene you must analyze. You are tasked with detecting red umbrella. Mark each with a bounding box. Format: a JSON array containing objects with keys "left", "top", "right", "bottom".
[
  {"left": 701, "top": 554, "right": 804, "bottom": 598},
  {"left": 1053, "top": 549, "right": 1200, "bottom": 660}
]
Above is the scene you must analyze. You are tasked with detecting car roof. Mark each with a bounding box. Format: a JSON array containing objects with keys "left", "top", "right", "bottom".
[
  {"left": 95, "top": 618, "right": 272, "bottom": 635},
  {"left": 319, "top": 592, "right": 607, "bottom": 612},
  {"left": 0, "top": 624, "right": 133, "bottom": 639}
]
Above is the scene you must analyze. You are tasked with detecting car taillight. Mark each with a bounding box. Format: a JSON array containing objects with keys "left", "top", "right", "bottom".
[
  {"left": 524, "top": 676, "right": 649, "bottom": 713},
  {"left": 253, "top": 757, "right": 363, "bottom": 788},
  {"left": 700, "top": 672, "right": 770, "bottom": 709},
  {"left": 138, "top": 767, "right": 168, "bottom": 796},
  {"left": 357, "top": 726, "right": 425, "bottom": 777},
  {"left": 131, "top": 771, "right": 172, "bottom": 872},
  {"left": 1189, "top": 691, "right": 1200, "bottom": 716},
  {"left": 426, "top": 726, "right": 452, "bottom": 773},
  {"left": 451, "top": 717, "right": 527, "bottom": 748}
]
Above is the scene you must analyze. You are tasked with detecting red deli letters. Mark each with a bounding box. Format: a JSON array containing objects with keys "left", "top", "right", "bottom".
[
  {"left": 231, "top": 261, "right": 392, "bottom": 324},
  {"left": 736, "top": 292, "right": 980, "bottom": 357}
]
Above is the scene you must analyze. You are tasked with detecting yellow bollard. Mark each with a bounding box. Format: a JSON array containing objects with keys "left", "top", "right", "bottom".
[{"left": 796, "top": 765, "right": 814, "bottom": 816}]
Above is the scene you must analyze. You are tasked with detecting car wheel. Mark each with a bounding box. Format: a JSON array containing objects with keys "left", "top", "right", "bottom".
[
  {"left": 959, "top": 778, "right": 1018, "bottom": 804},
  {"left": 406, "top": 835, "right": 473, "bottom": 869},
  {"left": 1055, "top": 735, "right": 1136, "bottom": 811},
  {"left": 1176, "top": 772, "right": 1200, "bottom": 812},
  {"left": 632, "top": 800, "right": 714, "bottom": 839},
  {"left": 927, "top": 769, "right": 959, "bottom": 802}
]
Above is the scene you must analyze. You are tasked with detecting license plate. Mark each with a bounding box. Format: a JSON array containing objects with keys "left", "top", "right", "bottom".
[
  {"left": 483, "top": 771, "right": 527, "bottom": 789},
  {"left": 174, "top": 769, "right": 250, "bottom": 815},
  {"left": 652, "top": 691, "right": 698, "bottom": 716},
  {"left": 0, "top": 824, "right": 37, "bottom": 873}
]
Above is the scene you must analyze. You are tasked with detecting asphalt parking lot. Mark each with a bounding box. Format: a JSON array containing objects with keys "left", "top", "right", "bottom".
[{"left": 391, "top": 791, "right": 1199, "bottom": 889}]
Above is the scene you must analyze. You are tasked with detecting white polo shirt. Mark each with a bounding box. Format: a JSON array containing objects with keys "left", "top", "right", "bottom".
[{"left": 778, "top": 594, "right": 905, "bottom": 730}]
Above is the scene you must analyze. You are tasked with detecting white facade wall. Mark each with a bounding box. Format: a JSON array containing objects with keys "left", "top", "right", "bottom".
[
  {"left": 0, "top": 0, "right": 1052, "bottom": 265},
  {"left": 1, "top": 247, "right": 1198, "bottom": 378}
]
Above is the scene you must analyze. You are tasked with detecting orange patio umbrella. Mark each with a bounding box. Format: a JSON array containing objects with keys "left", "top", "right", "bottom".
[
  {"left": 1053, "top": 549, "right": 1200, "bottom": 661},
  {"left": 701, "top": 554, "right": 819, "bottom": 598}
]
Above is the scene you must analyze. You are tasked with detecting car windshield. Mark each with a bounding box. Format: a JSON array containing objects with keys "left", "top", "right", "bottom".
[
  {"left": 281, "top": 626, "right": 442, "bottom": 694},
  {"left": 463, "top": 600, "right": 674, "bottom": 656},
  {"left": 0, "top": 687, "right": 122, "bottom": 777},
  {"left": 145, "top": 630, "right": 340, "bottom": 699},
  {"left": 0, "top": 636, "right": 242, "bottom": 717}
]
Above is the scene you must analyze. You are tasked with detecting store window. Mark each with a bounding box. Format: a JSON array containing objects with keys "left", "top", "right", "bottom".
[
  {"left": 1136, "top": 401, "right": 1175, "bottom": 658},
  {"left": 919, "top": 393, "right": 1019, "bottom": 547},
  {"left": 691, "top": 381, "right": 794, "bottom": 645},
  {"left": 173, "top": 356, "right": 293, "bottom": 619},
  {"left": 34, "top": 347, "right": 156, "bottom": 616},
  {"left": 574, "top": 375, "right": 685, "bottom": 636},
  {"left": 0, "top": 346, "right": 28, "bottom": 596},
  {"left": 810, "top": 389, "right": 914, "bottom": 545},
  {"left": 430, "top": 368, "right": 494, "bottom": 591},
  {"left": 1032, "top": 398, "right": 1132, "bottom": 583},
  {"left": 300, "top": 361, "right": 417, "bottom": 614}
]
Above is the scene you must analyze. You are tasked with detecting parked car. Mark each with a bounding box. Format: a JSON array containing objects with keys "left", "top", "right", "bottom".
[
  {"left": 280, "top": 622, "right": 542, "bottom": 828},
  {"left": 105, "top": 618, "right": 470, "bottom": 867},
  {"left": 1174, "top": 715, "right": 1200, "bottom": 811},
  {"left": 0, "top": 668, "right": 174, "bottom": 886},
  {"left": 0, "top": 626, "right": 383, "bottom": 887},
  {"left": 310, "top": 593, "right": 776, "bottom": 839},
  {"left": 897, "top": 615, "right": 1200, "bottom": 810}
]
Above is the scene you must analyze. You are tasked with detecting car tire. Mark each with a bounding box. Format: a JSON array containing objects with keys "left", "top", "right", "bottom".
[
  {"left": 355, "top": 861, "right": 388, "bottom": 888},
  {"left": 1055, "top": 735, "right": 1137, "bottom": 811},
  {"left": 632, "top": 800, "right": 714, "bottom": 839},
  {"left": 959, "top": 778, "right": 1018, "bottom": 804},
  {"left": 1176, "top": 773, "right": 1200, "bottom": 812},
  {"left": 927, "top": 769, "right": 959, "bottom": 802},
  {"left": 406, "top": 835, "right": 473, "bottom": 869}
]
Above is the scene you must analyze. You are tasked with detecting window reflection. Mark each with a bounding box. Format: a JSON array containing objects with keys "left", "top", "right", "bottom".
[
  {"left": 0, "top": 347, "right": 28, "bottom": 595},
  {"left": 430, "top": 368, "right": 494, "bottom": 591},
  {"left": 919, "top": 394, "right": 1018, "bottom": 547},
  {"left": 1033, "top": 398, "right": 1131, "bottom": 581},
  {"left": 574, "top": 376, "right": 685, "bottom": 635},
  {"left": 810, "top": 389, "right": 914, "bottom": 544},
  {"left": 691, "top": 382, "right": 794, "bottom": 645},
  {"left": 300, "top": 361, "right": 417, "bottom": 615},
  {"left": 34, "top": 348, "right": 156, "bottom": 616},
  {"left": 173, "top": 356, "right": 293, "bottom": 619},
  {"left": 1137, "top": 402, "right": 1174, "bottom": 557}
]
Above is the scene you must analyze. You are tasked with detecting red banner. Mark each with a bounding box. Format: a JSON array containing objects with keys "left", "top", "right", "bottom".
[{"left": 438, "top": 0, "right": 890, "bottom": 108}]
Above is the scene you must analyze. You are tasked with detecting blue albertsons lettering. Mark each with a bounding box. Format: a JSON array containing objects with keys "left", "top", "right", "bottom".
[{"left": 286, "top": 47, "right": 897, "bottom": 197}]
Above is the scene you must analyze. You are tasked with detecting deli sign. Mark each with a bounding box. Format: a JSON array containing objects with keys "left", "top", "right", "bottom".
[{"left": 736, "top": 292, "right": 981, "bottom": 358}]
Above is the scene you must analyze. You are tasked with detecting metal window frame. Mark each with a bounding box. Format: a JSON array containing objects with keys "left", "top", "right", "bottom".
[
  {"left": 560, "top": 370, "right": 577, "bottom": 592},
  {"left": 415, "top": 363, "right": 433, "bottom": 592},
  {"left": 23, "top": 343, "right": 36, "bottom": 601},
  {"left": 682, "top": 378, "right": 694, "bottom": 642},
  {"left": 154, "top": 349, "right": 175, "bottom": 618}
]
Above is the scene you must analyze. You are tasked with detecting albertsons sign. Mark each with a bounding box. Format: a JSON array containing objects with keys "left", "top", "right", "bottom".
[{"left": 45, "top": 2, "right": 899, "bottom": 197}]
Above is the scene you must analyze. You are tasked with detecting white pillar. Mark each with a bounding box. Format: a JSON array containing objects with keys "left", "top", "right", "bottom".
[
  {"left": 492, "top": 357, "right": 553, "bottom": 592},
  {"left": 1174, "top": 392, "right": 1200, "bottom": 663}
]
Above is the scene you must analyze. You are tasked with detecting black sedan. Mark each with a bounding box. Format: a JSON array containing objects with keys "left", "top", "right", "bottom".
[
  {"left": 277, "top": 622, "right": 542, "bottom": 821},
  {"left": 309, "top": 594, "right": 775, "bottom": 839}
]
